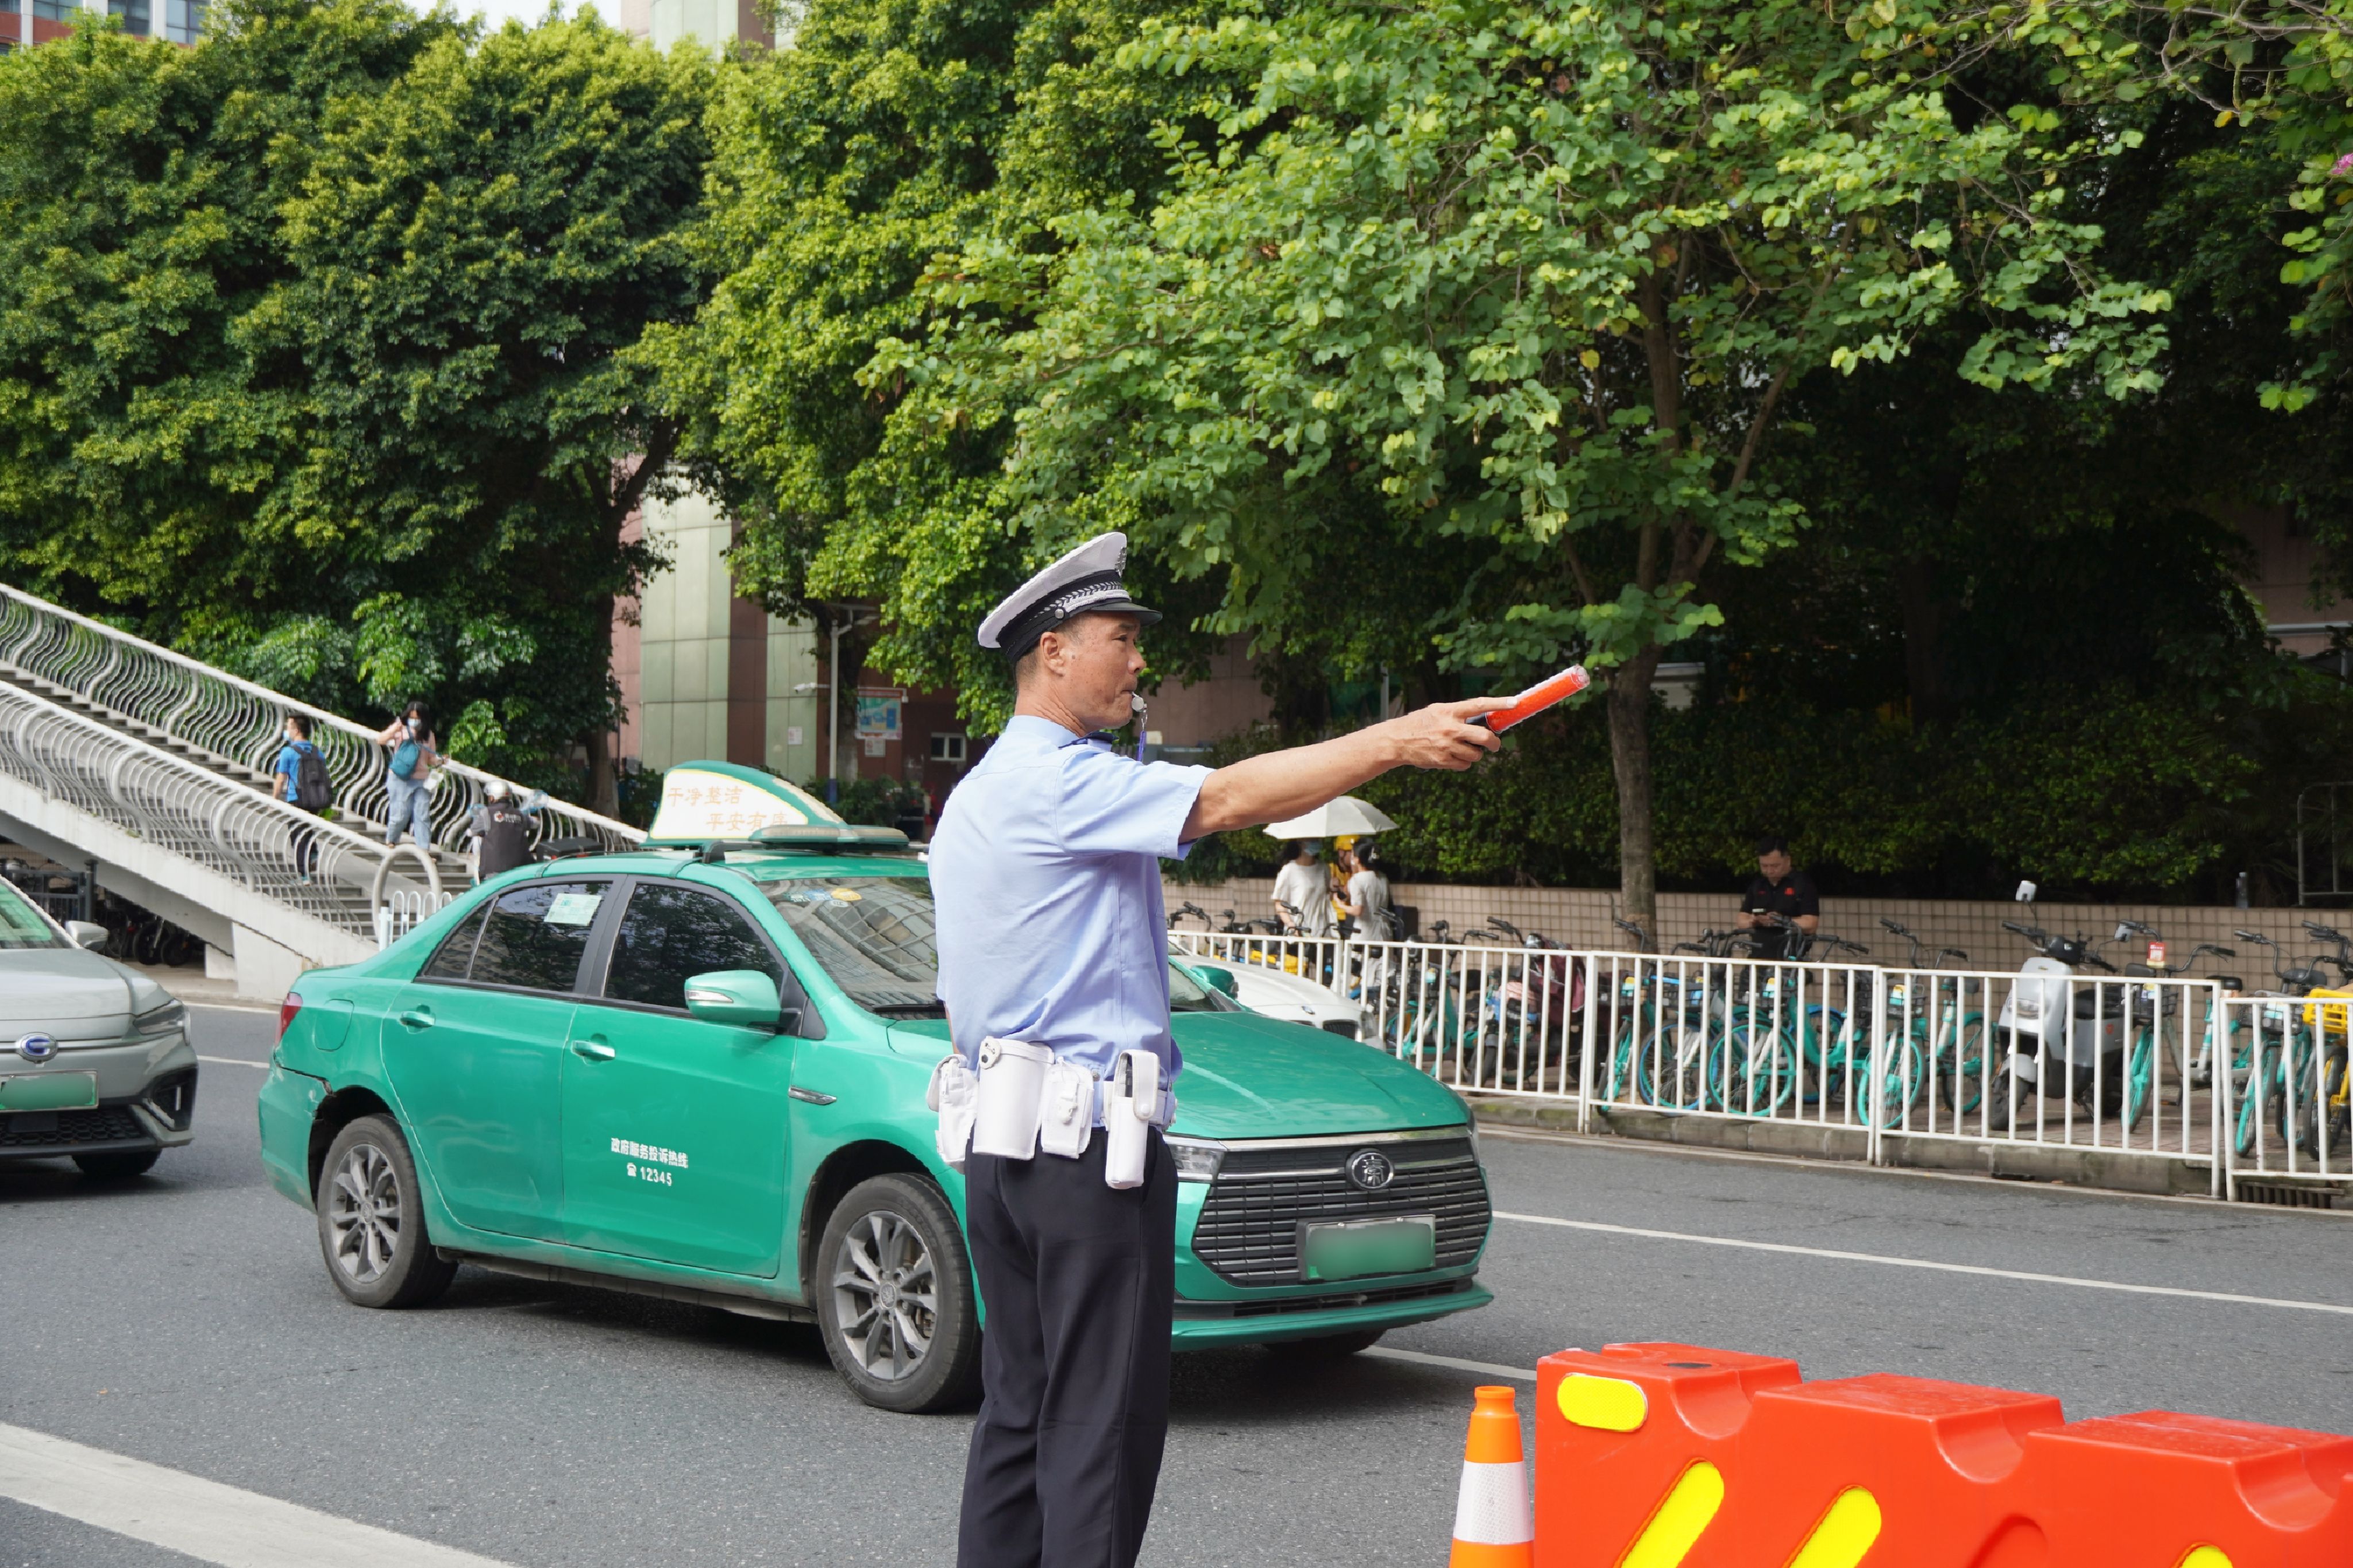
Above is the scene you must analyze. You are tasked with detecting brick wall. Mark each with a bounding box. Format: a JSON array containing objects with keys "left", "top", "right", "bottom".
[{"left": 1164, "top": 877, "right": 2340, "bottom": 981}]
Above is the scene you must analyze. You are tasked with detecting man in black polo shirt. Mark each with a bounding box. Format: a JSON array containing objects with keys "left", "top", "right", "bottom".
[{"left": 1735, "top": 837, "right": 1818, "bottom": 959}]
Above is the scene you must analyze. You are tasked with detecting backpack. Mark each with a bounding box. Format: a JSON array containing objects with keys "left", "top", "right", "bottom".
[
  {"left": 293, "top": 746, "right": 333, "bottom": 812},
  {"left": 389, "top": 736, "right": 421, "bottom": 780}
]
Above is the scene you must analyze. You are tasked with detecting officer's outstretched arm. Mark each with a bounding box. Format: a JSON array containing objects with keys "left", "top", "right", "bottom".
[{"left": 1183, "top": 698, "right": 1507, "bottom": 839}]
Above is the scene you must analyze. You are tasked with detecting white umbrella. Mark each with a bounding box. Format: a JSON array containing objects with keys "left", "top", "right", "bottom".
[{"left": 1262, "top": 797, "right": 1397, "bottom": 840}]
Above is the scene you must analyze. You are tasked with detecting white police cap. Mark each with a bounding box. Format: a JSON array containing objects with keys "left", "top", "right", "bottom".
[{"left": 977, "top": 531, "right": 1162, "bottom": 659}]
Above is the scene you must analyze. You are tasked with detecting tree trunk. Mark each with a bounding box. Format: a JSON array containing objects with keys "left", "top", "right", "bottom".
[
  {"left": 584, "top": 727, "right": 618, "bottom": 818},
  {"left": 1896, "top": 556, "right": 1951, "bottom": 727},
  {"left": 1606, "top": 644, "right": 1667, "bottom": 947}
]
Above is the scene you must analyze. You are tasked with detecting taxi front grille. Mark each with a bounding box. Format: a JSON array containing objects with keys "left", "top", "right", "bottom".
[
  {"left": 1191, "top": 1137, "right": 1490, "bottom": 1287},
  {"left": 0, "top": 1103, "right": 148, "bottom": 1150}
]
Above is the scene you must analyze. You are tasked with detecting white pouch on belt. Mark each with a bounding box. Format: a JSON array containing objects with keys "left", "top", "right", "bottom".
[
  {"left": 972, "top": 1037, "right": 1055, "bottom": 1160},
  {"left": 1101, "top": 1049, "right": 1159, "bottom": 1190},
  {"left": 927, "top": 1053, "right": 978, "bottom": 1172},
  {"left": 1037, "top": 1058, "right": 1096, "bottom": 1159}
]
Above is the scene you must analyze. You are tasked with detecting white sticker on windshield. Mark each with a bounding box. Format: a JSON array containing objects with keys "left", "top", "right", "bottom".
[{"left": 543, "top": 892, "right": 603, "bottom": 928}]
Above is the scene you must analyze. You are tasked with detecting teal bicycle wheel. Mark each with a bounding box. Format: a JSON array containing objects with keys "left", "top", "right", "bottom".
[
  {"left": 1867, "top": 1034, "right": 1927, "bottom": 1130},
  {"left": 1718, "top": 1019, "right": 1797, "bottom": 1117},
  {"left": 2121, "top": 1029, "right": 2156, "bottom": 1133}
]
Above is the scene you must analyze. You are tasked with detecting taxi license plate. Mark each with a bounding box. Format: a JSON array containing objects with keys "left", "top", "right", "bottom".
[
  {"left": 1299, "top": 1215, "right": 1437, "bottom": 1282},
  {"left": 0, "top": 1072, "right": 98, "bottom": 1112}
]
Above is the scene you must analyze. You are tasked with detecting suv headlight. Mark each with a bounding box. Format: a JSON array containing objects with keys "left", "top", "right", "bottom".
[
  {"left": 134, "top": 999, "right": 187, "bottom": 1036},
  {"left": 1163, "top": 1135, "right": 1225, "bottom": 1183}
]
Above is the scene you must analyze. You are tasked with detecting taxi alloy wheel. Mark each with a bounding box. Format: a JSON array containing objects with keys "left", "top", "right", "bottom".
[
  {"left": 816, "top": 1173, "right": 981, "bottom": 1414},
  {"left": 315, "top": 1115, "right": 456, "bottom": 1310}
]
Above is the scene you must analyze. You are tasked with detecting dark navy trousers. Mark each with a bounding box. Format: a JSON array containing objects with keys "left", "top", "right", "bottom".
[{"left": 956, "top": 1129, "right": 1176, "bottom": 1568}]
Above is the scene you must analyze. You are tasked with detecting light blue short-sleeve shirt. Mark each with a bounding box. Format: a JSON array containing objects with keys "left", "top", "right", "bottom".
[{"left": 929, "top": 715, "right": 1212, "bottom": 1095}]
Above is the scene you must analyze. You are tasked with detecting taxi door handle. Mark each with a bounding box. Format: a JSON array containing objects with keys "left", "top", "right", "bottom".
[
  {"left": 569, "top": 1038, "right": 615, "bottom": 1062},
  {"left": 398, "top": 1008, "right": 435, "bottom": 1030}
]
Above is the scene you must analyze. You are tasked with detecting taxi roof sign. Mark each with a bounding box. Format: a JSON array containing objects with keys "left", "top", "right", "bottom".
[{"left": 645, "top": 761, "right": 844, "bottom": 847}]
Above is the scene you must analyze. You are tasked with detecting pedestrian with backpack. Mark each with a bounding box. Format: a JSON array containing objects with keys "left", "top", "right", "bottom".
[
  {"left": 272, "top": 714, "right": 333, "bottom": 883},
  {"left": 375, "top": 700, "right": 441, "bottom": 852}
]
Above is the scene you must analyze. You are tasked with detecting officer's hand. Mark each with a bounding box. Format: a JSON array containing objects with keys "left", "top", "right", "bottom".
[{"left": 1390, "top": 699, "right": 1508, "bottom": 771}]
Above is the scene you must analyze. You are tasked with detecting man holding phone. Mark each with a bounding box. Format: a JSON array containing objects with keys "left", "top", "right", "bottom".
[{"left": 1735, "top": 836, "right": 1818, "bottom": 960}]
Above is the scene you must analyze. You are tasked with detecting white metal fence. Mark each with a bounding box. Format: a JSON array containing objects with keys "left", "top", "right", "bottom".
[
  {"left": 2215, "top": 991, "right": 2353, "bottom": 1197},
  {"left": 375, "top": 889, "right": 458, "bottom": 951},
  {"left": 0, "top": 582, "right": 644, "bottom": 864},
  {"left": 1167, "top": 929, "right": 2331, "bottom": 1201}
]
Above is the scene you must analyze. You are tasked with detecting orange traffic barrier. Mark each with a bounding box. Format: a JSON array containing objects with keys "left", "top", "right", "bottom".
[
  {"left": 1532, "top": 1342, "right": 1799, "bottom": 1567},
  {"left": 2022, "top": 1409, "right": 2353, "bottom": 1566},
  {"left": 1450, "top": 1385, "right": 1534, "bottom": 1568},
  {"left": 1529, "top": 1342, "right": 2353, "bottom": 1567}
]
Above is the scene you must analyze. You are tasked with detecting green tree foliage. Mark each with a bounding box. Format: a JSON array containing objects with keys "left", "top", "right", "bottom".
[
  {"left": 0, "top": 1, "right": 712, "bottom": 804},
  {"left": 640, "top": 0, "right": 1252, "bottom": 759},
  {"left": 878, "top": 0, "right": 2175, "bottom": 928}
]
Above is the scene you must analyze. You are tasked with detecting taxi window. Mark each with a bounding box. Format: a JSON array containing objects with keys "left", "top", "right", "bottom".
[
  {"left": 1168, "top": 961, "right": 1236, "bottom": 1013},
  {"left": 0, "top": 879, "right": 67, "bottom": 951},
  {"left": 605, "top": 882, "right": 782, "bottom": 1009},
  {"left": 418, "top": 902, "right": 489, "bottom": 981},
  {"left": 468, "top": 880, "right": 611, "bottom": 994},
  {"left": 761, "top": 875, "right": 938, "bottom": 1016}
]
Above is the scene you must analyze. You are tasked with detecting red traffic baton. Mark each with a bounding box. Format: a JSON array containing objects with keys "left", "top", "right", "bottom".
[{"left": 1469, "top": 666, "right": 1590, "bottom": 735}]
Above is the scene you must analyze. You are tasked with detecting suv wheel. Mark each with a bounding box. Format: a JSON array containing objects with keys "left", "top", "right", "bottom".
[
  {"left": 815, "top": 1173, "right": 981, "bottom": 1413},
  {"left": 73, "top": 1150, "right": 160, "bottom": 1181},
  {"left": 315, "top": 1115, "right": 457, "bottom": 1309}
]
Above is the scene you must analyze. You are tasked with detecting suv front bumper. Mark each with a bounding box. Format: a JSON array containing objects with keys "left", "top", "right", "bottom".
[{"left": 0, "top": 1037, "right": 197, "bottom": 1161}]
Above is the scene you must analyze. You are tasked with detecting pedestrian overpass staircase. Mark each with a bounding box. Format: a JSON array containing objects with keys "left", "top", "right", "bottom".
[{"left": 0, "top": 582, "right": 643, "bottom": 998}]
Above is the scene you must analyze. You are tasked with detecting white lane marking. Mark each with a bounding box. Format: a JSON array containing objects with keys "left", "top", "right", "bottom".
[
  {"left": 1364, "top": 1346, "right": 1534, "bottom": 1382},
  {"left": 0, "top": 1423, "right": 515, "bottom": 1568},
  {"left": 198, "top": 1055, "right": 268, "bottom": 1068},
  {"left": 1496, "top": 1211, "right": 2353, "bottom": 1316}
]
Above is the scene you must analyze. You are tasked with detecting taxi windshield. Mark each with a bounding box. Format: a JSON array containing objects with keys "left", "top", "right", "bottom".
[
  {"left": 0, "top": 879, "right": 67, "bottom": 951},
  {"left": 761, "top": 875, "right": 940, "bottom": 1017}
]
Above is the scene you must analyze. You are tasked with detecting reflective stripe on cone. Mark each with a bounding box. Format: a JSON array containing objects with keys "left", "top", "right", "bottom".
[{"left": 1451, "top": 1385, "right": 1533, "bottom": 1568}]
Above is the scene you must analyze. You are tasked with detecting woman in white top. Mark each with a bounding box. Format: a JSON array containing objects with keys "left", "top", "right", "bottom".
[
  {"left": 1271, "top": 840, "right": 1334, "bottom": 936},
  {"left": 1340, "top": 837, "right": 1395, "bottom": 940}
]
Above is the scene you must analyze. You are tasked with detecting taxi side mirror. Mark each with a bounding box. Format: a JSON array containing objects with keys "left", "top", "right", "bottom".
[
  {"left": 683, "top": 970, "right": 790, "bottom": 1032},
  {"left": 1193, "top": 963, "right": 1240, "bottom": 1000}
]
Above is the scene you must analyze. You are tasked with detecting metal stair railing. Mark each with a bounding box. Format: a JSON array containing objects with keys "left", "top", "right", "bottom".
[
  {"left": 0, "top": 582, "right": 645, "bottom": 862},
  {"left": 0, "top": 678, "right": 440, "bottom": 949}
]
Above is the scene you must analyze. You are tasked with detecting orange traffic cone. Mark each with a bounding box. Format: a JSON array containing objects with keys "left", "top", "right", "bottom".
[{"left": 1449, "top": 1385, "right": 1534, "bottom": 1567}]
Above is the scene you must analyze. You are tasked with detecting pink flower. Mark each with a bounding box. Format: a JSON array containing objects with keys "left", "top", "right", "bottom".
[{"left": 2335, "top": 152, "right": 2353, "bottom": 177}]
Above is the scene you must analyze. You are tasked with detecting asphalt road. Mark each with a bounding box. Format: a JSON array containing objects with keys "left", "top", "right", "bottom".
[{"left": 4, "top": 1003, "right": 2349, "bottom": 1567}]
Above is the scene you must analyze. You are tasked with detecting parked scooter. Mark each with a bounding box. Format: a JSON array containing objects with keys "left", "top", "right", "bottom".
[{"left": 1988, "top": 918, "right": 2128, "bottom": 1131}]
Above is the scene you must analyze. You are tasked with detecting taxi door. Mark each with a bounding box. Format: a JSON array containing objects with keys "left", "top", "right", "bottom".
[
  {"left": 559, "top": 878, "right": 796, "bottom": 1277},
  {"left": 381, "top": 879, "right": 613, "bottom": 1241}
]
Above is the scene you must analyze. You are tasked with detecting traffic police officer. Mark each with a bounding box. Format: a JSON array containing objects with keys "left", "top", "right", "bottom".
[{"left": 929, "top": 532, "right": 1506, "bottom": 1568}]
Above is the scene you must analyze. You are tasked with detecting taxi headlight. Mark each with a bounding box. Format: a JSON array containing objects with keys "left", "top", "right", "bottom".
[
  {"left": 1164, "top": 1136, "right": 1225, "bottom": 1183},
  {"left": 134, "top": 999, "right": 187, "bottom": 1036}
]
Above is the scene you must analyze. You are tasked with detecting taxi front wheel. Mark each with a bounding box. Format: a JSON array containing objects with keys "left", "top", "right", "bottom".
[
  {"left": 315, "top": 1115, "right": 457, "bottom": 1310},
  {"left": 816, "top": 1174, "right": 982, "bottom": 1414}
]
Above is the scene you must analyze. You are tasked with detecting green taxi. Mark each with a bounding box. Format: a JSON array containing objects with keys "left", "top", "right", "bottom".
[{"left": 257, "top": 764, "right": 1492, "bottom": 1412}]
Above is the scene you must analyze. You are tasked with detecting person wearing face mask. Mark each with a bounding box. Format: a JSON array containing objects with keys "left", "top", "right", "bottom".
[
  {"left": 1272, "top": 838, "right": 1333, "bottom": 936},
  {"left": 374, "top": 700, "right": 441, "bottom": 852},
  {"left": 272, "top": 713, "right": 332, "bottom": 884}
]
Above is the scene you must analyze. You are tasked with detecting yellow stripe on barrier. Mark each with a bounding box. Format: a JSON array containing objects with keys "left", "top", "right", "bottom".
[
  {"left": 1558, "top": 1375, "right": 1649, "bottom": 1433},
  {"left": 1618, "top": 1461, "right": 1723, "bottom": 1568},
  {"left": 2177, "top": 1550, "right": 2233, "bottom": 1568},
  {"left": 1786, "top": 1488, "right": 1881, "bottom": 1568}
]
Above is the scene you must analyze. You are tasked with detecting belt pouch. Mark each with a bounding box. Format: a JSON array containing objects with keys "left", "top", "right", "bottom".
[
  {"left": 972, "top": 1037, "right": 1054, "bottom": 1160},
  {"left": 928, "top": 1054, "right": 978, "bottom": 1172},
  {"left": 1037, "top": 1059, "right": 1096, "bottom": 1159},
  {"left": 1102, "top": 1049, "right": 1157, "bottom": 1190}
]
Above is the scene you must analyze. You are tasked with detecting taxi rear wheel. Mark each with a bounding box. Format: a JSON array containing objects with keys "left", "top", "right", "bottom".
[
  {"left": 816, "top": 1174, "right": 981, "bottom": 1414},
  {"left": 315, "top": 1115, "right": 456, "bottom": 1310}
]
